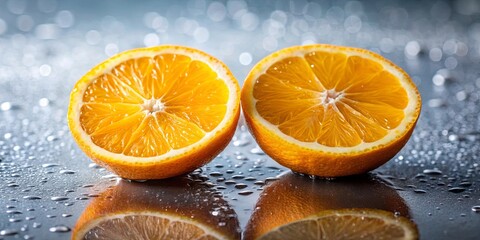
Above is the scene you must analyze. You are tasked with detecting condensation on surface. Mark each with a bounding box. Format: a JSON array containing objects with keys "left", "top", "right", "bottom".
[
  {"left": 254, "top": 52, "right": 408, "bottom": 147},
  {"left": 80, "top": 54, "right": 229, "bottom": 157}
]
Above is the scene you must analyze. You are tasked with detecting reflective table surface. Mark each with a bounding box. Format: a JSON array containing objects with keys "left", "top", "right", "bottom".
[{"left": 1, "top": 0, "right": 480, "bottom": 239}]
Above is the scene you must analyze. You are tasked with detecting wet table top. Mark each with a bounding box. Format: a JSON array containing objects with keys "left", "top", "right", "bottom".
[{"left": 1, "top": 0, "right": 480, "bottom": 239}]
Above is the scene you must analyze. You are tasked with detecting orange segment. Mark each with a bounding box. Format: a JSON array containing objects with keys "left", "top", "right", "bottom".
[
  {"left": 266, "top": 57, "right": 324, "bottom": 92},
  {"left": 316, "top": 104, "right": 362, "bottom": 147},
  {"left": 79, "top": 103, "right": 143, "bottom": 135},
  {"left": 304, "top": 51, "right": 348, "bottom": 90},
  {"left": 121, "top": 115, "right": 170, "bottom": 157},
  {"left": 83, "top": 74, "right": 144, "bottom": 103},
  {"left": 68, "top": 45, "right": 240, "bottom": 179},
  {"left": 241, "top": 44, "right": 421, "bottom": 177},
  {"left": 89, "top": 112, "right": 145, "bottom": 154},
  {"left": 167, "top": 105, "right": 227, "bottom": 132}
]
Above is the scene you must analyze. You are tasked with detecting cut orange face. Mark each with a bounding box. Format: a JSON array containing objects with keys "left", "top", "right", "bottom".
[
  {"left": 68, "top": 46, "right": 240, "bottom": 179},
  {"left": 241, "top": 44, "right": 421, "bottom": 177}
]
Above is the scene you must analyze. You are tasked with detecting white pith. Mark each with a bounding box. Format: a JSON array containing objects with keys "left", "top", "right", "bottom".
[{"left": 142, "top": 98, "right": 166, "bottom": 113}]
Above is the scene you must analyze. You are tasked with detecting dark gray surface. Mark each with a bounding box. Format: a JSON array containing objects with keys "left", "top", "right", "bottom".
[{"left": 1, "top": 0, "right": 479, "bottom": 239}]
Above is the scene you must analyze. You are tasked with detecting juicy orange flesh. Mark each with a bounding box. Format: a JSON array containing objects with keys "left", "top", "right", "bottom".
[
  {"left": 260, "top": 215, "right": 406, "bottom": 239},
  {"left": 79, "top": 54, "right": 229, "bottom": 157},
  {"left": 82, "top": 215, "right": 219, "bottom": 240},
  {"left": 254, "top": 51, "right": 408, "bottom": 147}
]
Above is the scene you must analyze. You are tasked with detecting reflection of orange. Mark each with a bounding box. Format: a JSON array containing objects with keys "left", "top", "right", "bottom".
[
  {"left": 72, "top": 176, "right": 241, "bottom": 239},
  {"left": 244, "top": 172, "right": 413, "bottom": 240},
  {"left": 257, "top": 209, "right": 418, "bottom": 240}
]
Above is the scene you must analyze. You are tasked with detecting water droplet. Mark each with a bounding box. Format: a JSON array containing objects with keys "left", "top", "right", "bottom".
[
  {"left": 209, "top": 172, "right": 223, "bottom": 177},
  {"left": 59, "top": 170, "right": 76, "bottom": 174},
  {"left": 23, "top": 196, "right": 41, "bottom": 200},
  {"left": 423, "top": 168, "right": 442, "bottom": 175},
  {"left": 448, "top": 187, "right": 466, "bottom": 193},
  {"left": 38, "top": 97, "right": 50, "bottom": 107},
  {"left": 9, "top": 218, "right": 21, "bottom": 223},
  {"left": 239, "top": 52, "right": 252, "bottom": 66},
  {"left": 265, "top": 177, "right": 279, "bottom": 182},
  {"left": 24, "top": 234, "right": 34, "bottom": 239},
  {"left": 235, "top": 155, "right": 248, "bottom": 160},
  {"left": 55, "top": 10, "right": 74, "bottom": 28},
  {"left": 414, "top": 189, "right": 427, "bottom": 194},
  {"left": 61, "top": 213, "right": 72, "bottom": 218},
  {"left": 32, "top": 222, "right": 42, "bottom": 228},
  {"left": 211, "top": 210, "right": 219, "bottom": 216},
  {"left": 472, "top": 206, "right": 480, "bottom": 212},
  {"left": 88, "top": 163, "right": 102, "bottom": 169},
  {"left": 49, "top": 225, "right": 70, "bottom": 233},
  {"left": 50, "top": 196, "right": 68, "bottom": 201},
  {"left": 101, "top": 174, "right": 119, "bottom": 179},
  {"left": 1, "top": 102, "right": 12, "bottom": 111},
  {"left": 46, "top": 135, "right": 58, "bottom": 141},
  {"left": 224, "top": 180, "right": 236, "bottom": 185},
  {"left": 250, "top": 147, "right": 265, "bottom": 155},
  {"left": 231, "top": 175, "right": 245, "bottom": 179},
  {"left": 238, "top": 190, "right": 253, "bottom": 196},
  {"left": 4, "top": 132, "right": 12, "bottom": 139},
  {"left": 429, "top": 48, "right": 443, "bottom": 61},
  {"left": 234, "top": 183, "right": 248, "bottom": 189},
  {"left": 428, "top": 98, "right": 446, "bottom": 108},
  {"left": 207, "top": 2, "right": 227, "bottom": 22},
  {"left": 233, "top": 139, "right": 250, "bottom": 147},
  {"left": 448, "top": 134, "right": 458, "bottom": 142},
  {"left": 42, "top": 163, "right": 59, "bottom": 168},
  {"left": 459, "top": 182, "right": 472, "bottom": 187},
  {"left": 6, "top": 210, "right": 22, "bottom": 214},
  {"left": 405, "top": 41, "right": 421, "bottom": 58},
  {"left": 254, "top": 180, "right": 265, "bottom": 185},
  {"left": 0, "top": 229, "right": 18, "bottom": 236}
]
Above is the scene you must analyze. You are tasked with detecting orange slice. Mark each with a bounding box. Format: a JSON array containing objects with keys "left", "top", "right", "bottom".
[
  {"left": 241, "top": 44, "right": 421, "bottom": 177},
  {"left": 68, "top": 45, "right": 240, "bottom": 179},
  {"left": 257, "top": 209, "right": 418, "bottom": 240}
]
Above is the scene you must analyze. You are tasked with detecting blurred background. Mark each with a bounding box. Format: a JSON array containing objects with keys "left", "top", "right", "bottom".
[{"left": 0, "top": 0, "right": 480, "bottom": 239}]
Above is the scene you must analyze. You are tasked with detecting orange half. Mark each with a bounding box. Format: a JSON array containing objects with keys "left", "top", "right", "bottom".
[
  {"left": 241, "top": 44, "right": 421, "bottom": 177},
  {"left": 68, "top": 46, "right": 240, "bottom": 179}
]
